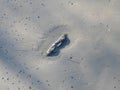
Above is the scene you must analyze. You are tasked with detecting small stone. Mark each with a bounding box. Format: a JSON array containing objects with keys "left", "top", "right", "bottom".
[
  {"left": 37, "top": 16, "right": 40, "bottom": 18},
  {"left": 71, "top": 86, "right": 74, "bottom": 88},
  {"left": 48, "top": 84, "right": 50, "bottom": 86},
  {"left": 70, "top": 76, "right": 74, "bottom": 79},
  {"left": 70, "top": 57, "right": 72, "bottom": 59},
  {"left": 29, "top": 86, "right": 32, "bottom": 89},
  {"left": 7, "top": 78, "right": 9, "bottom": 80}
]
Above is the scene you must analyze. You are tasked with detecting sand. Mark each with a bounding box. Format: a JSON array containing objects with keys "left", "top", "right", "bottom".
[{"left": 0, "top": 0, "right": 120, "bottom": 90}]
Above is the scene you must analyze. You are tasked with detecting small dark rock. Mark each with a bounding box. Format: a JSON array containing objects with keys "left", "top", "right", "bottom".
[{"left": 71, "top": 86, "right": 74, "bottom": 88}]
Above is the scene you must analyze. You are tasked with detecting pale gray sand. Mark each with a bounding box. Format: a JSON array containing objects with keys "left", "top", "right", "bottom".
[{"left": 0, "top": 0, "right": 120, "bottom": 90}]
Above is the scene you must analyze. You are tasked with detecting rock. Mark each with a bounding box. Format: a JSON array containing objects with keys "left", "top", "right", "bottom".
[{"left": 46, "top": 34, "right": 67, "bottom": 56}]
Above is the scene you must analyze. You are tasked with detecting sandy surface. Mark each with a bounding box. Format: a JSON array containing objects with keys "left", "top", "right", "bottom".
[{"left": 0, "top": 0, "right": 120, "bottom": 90}]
